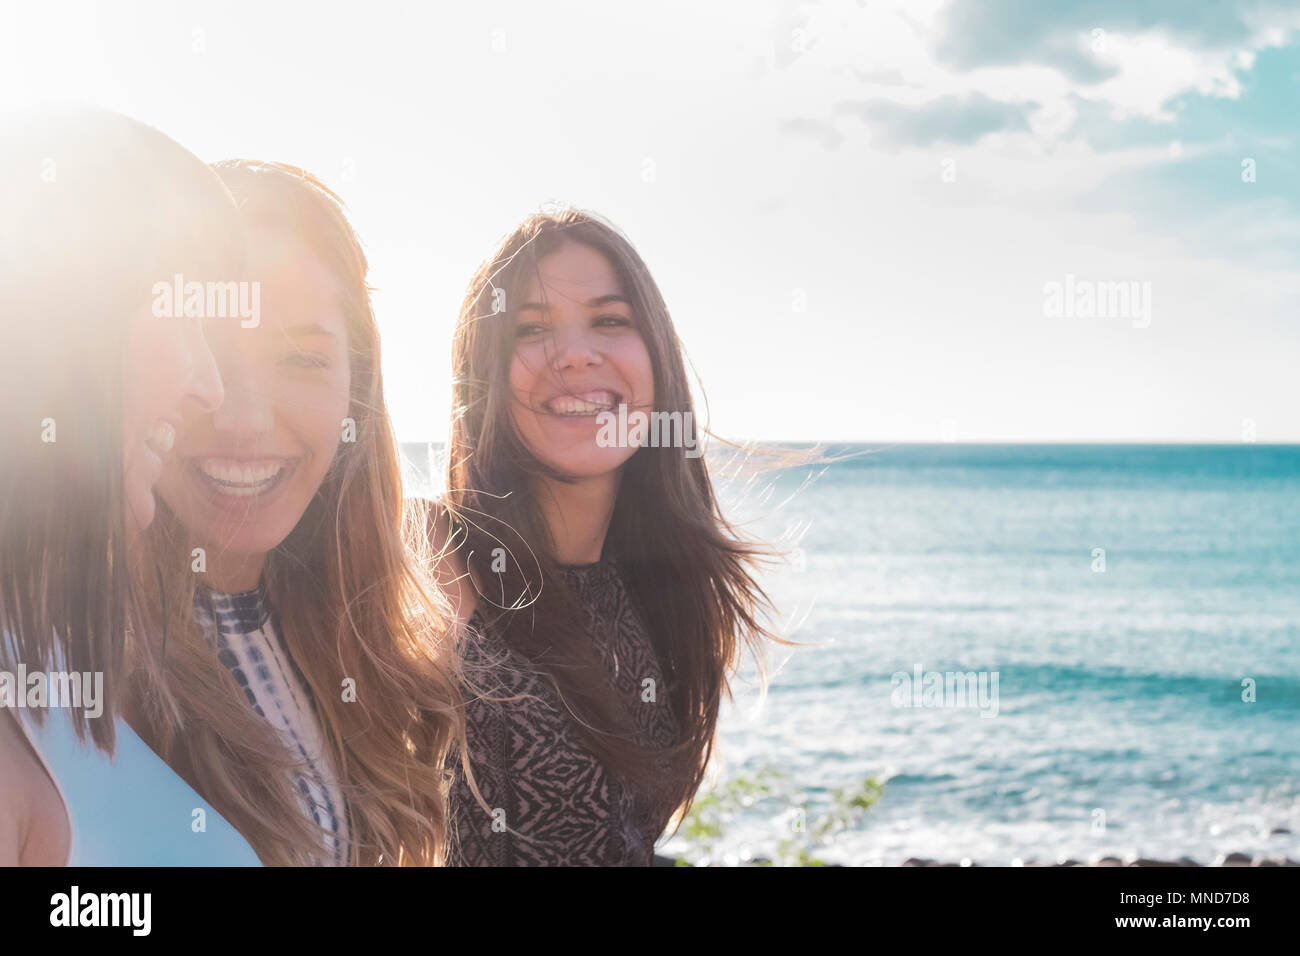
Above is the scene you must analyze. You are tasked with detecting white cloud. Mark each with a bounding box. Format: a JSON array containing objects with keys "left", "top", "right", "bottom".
[{"left": 772, "top": 0, "right": 1299, "bottom": 149}]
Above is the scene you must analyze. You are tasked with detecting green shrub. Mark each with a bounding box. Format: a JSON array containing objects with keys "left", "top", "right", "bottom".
[{"left": 675, "top": 765, "right": 883, "bottom": 866}]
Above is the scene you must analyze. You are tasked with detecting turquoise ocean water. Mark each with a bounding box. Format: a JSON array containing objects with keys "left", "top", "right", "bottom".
[{"left": 401, "top": 443, "right": 1300, "bottom": 865}]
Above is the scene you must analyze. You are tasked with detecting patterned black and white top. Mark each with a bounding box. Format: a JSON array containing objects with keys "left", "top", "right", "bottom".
[
  {"left": 448, "top": 558, "right": 680, "bottom": 867},
  {"left": 195, "top": 587, "right": 352, "bottom": 866}
]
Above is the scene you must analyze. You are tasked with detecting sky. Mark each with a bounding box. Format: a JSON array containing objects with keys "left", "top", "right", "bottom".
[{"left": 3, "top": 0, "right": 1298, "bottom": 442}]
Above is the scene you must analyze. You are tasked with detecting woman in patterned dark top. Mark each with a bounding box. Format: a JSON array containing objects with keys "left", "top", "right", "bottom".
[
  {"left": 125, "top": 162, "right": 463, "bottom": 866},
  {"left": 429, "top": 208, "right": 785, "bottom": 866},
  {"left": 448, "top": 558, "right": 679, "bottom": 866}
]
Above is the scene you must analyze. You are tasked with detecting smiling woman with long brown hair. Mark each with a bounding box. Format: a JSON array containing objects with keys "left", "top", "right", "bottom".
[
  {"left": 431, "top": 207, "right": 787, "bottom": 865},
  {"left": 126, "top": 161, "right": 463, "bottom": 866}
]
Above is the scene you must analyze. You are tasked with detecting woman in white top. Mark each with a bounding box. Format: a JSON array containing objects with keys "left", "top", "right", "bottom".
[{"left": 0, "top": 108, "right": 258, "bottom": 865}]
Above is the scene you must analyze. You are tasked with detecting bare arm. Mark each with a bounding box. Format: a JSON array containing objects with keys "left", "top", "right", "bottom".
[
  {"left": 0, "top": 710, "right": 70, "bottom": 866},
  {"left": 0, "top": 712, "right": 33, "bottom": 865}
]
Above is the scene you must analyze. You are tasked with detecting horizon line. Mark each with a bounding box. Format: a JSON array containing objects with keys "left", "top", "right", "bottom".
[{"left": 395, "top": 438, "right": 1300, "bottom": 447}]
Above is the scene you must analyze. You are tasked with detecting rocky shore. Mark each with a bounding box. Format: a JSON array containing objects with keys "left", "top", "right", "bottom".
[
  {"left": 902, "top": 852, "right": 1300, "bottom": 867},
  {"left": 655, "top": 851, "right": 1300, "bottom": 867}
]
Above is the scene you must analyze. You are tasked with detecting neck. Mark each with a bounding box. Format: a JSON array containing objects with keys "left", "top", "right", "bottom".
[
  {"left": 202, "top": 550, "right": 267, "bottom": 593},
  {"left": 536, "top": 470, "right": 620, "bottom": 565}
]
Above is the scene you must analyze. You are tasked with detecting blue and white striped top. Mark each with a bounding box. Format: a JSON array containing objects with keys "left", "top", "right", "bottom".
[{"left": 195, "top": 587, "right": 352, "bottom": 866}]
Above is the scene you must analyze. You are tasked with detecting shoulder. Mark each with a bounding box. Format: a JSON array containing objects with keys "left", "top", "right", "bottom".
[
  {"left": 411, "top": 497, "right": 480, "bottom": 627},
  {"left": 0, "top": 710, "right": 70, "bottom": 866}
]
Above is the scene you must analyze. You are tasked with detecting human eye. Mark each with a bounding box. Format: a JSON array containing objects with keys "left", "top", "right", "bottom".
[
  {"left": 279, "top": 350, "right": 331, "bottom": 370},
  {"left": 514, "top": 321, "right": 547, "bottom": 339}
]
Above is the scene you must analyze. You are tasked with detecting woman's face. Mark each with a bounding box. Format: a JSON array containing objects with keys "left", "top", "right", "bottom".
[
  {"left": 121, "top": 303, "right": 225, "bottom": 532},
  {"left": 508, "top": 242, "right": 655, "bottom": 480},
  {"left": 157, "top": 230, "right": 352, "bottom": 560}
]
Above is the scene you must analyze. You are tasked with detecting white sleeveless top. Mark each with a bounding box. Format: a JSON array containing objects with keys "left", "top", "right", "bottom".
[{"left": 3, "top": 634, "right": 261, "bottom": 866}]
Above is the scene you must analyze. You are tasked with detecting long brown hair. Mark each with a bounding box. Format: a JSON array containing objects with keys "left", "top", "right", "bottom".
[
  {"left": 127, "top": 161, "right": 463, "bottom": 865},
  {"left": 0, "top": 109, "right": 242, "bottom": 752},
  {"left": 443, "top": 208, "right": 787, "bottom": 824}
]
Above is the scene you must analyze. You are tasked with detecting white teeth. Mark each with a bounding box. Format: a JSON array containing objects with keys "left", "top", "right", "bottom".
[
  {"left": 146, "top": 421, "right": 175, "bottom": 456},
  {"left": 546, "top": 390, "right": 619, "bottom": 416},
  {"left": 195, "top": 458, "right": 288, "bottom": 497}
]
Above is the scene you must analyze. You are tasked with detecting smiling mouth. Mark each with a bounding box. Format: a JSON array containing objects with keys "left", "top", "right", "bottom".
[
  {"left": 192, "top": 458, "right": 294, "bottom": 498},
  {"left": 542, "top": 389, "right": 622, "bottom": 417}
]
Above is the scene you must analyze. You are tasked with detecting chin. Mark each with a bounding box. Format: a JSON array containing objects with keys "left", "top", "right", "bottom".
[
  {"left": 545, "top": 449, "right": 637, "bottom": 480},
  {"left": 208, "top": 524, "right": 294, "bottom": 557}
]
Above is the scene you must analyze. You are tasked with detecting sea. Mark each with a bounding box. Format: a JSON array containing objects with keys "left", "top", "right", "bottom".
[{"left": 400, "top": 442, "right": 1300, "bottom": 866}]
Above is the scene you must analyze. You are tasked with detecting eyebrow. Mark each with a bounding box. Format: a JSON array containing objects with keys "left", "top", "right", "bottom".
[
  {"left": 283, "top": 322, "right": 337, "bottom": 338},
  {"left": 516, "top": 294, "right": 631, "bottom": 314}
]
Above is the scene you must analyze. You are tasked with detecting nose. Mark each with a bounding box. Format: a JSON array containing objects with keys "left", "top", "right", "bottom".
[
  {"left": 210, "top": 361, "right": 274, "bottom": 438},
  {"left": 186, "top": 320, "right": 225, "bottom": 414},
  {"left": 550, "top": 323, "right": 602, "bottom": 371}
]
